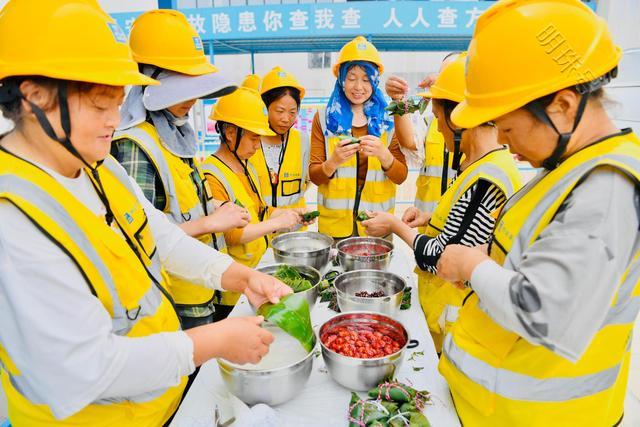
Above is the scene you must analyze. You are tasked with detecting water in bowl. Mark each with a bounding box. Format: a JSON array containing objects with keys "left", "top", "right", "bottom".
[
  {"left": 231, "top": 327, "right": 310, "bottom": 371},
  {"left": 280, "top": 239, "right": 329, "bottom": 252}
]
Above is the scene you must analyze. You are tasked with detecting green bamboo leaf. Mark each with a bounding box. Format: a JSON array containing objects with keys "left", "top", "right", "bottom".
[
  {"left": 257, "top": 294, "right": 314, "bottom": 352},
  {"left": 419, "top": 99, "right": 428, "bottom": 115},
  {"left": 274, "top": 265, "right": 312, "bottom": 292}
]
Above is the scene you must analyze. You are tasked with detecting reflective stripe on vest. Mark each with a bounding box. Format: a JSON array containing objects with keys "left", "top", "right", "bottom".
[
  {"left": 250, "top": 129, "right": 309, "bottom": 209},
  {"left": 113, "top": 123, "right": 225, "bottom": 252},
  {"left": 415, "top": 118, "right": 453, "bottom": 228},
  {"left": 201, "top": 157, "right": 267, "bottom": 270},
  {"left": 442, "top": 333, "right": 623, "bottom": 402},
  {"left": 0, "top": 152, "right": 185, "bottom": 425},
  {"left": 418, "top": 148, "right": 522, "bottom": 351},
  {"left": 114, "top": 124, "right": 223, "bottom": 306},
  {"left": 316, "top": 107, "right": 396, "bottom": 238},
  {"left": 440, "top": 132, "right": 640, "bottom": 424}
]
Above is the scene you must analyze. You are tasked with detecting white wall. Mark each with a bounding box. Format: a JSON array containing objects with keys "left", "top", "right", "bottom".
[
  {"left": 597, "top": 0, "right": 640, "bottom": 51},
  {"left": 97, "top": 0, "right": 157, "bottom": 13},
  {"left": 213, "top": 50, "right": 448, "bottom": 98},
  {"left": 0, "top": 0, "right": 157, "bottom": 13}
]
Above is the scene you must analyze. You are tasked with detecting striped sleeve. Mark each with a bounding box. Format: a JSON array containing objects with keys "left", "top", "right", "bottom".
[{"left": 414, "top": 179, "right": 507, "bottom": 273}]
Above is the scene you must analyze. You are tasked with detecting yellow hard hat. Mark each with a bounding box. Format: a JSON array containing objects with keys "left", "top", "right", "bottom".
[
  {"left": 241, "top": 74, "right": 262, "bottom": 92},
  {"left": 418, "top": 52, "right": 467, "bottom": 104},
  {"left": 333, "top": 36, "right": 384, "bottom": 77},
  {"left": 210, "top": 87, "right": 275, "bottom": 136},
  {"left": 0, "top": 0, "right": 157, "bottom": 86},
  {"left": 129, "top": 9, "right": 217, "bottom": 76},
  {"left": 261, "top": 66, "right": 306, "bottom": 99},
  {"left": 452, "top": 0, "right": 622, "bottom": 129}
]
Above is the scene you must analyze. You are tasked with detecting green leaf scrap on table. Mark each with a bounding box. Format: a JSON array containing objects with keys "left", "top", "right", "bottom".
[
  {"left": 348, "top": 379, "right": 432, "bottom": 427},
  {"left": 408, "top": 351, "right": 424, "bottom": 362},
  {"left": 385, "top": 97, "right": 429, "bottom": 117},
  {"left": 319, "top": 270, "right": 341, "bottom": 312},
  {"left": 274, "top": 264, "right": 312, "bottom": 292},
  {"left": 400, "top": 286, "right": 412, "bottom": 310},
  {"left": 257, "top": 294, "right": 315, "bottom": 352}
]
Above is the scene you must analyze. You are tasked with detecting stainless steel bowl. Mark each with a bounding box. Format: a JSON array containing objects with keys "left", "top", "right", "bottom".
[
  {"left": 218, "top": 328, "right": 316, "bottom": 406},
  {"left": 336, "top": 237, "right": 393, "bottom": 271},
  {"left": 334, "top": 270, "right": 405, "bottom": 316},
  {"left": 256, "top": 263, "right": 320, "bottom": 310},
  {"left": 271, "top": 231, "right": 334, "bottom": 272},
  {"left": 319, "top": 312, "right": 408, "bottom": 391}
]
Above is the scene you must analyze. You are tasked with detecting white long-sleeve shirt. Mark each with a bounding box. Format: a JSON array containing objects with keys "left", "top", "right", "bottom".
[{"left": 0, "top": 161, "right": 233, "bottom": 419}]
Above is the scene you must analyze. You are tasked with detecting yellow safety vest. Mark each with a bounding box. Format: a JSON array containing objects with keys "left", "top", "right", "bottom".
[
  {"left": 414, "top": 118, "right": 455, "bottom": 233},
  {"left": 201, "top": 156, "right": 268, "bottom": 305},
  {"left": 316, "top": 107, "right": 397, "bottom": 238},
  {"left": 439, "top": 131, "right": 640, "bottom": 426},
  {"left": 114, "top": 122, "right": 225, "bottom": 307},
  {"left": 417, "top": 147, "right": 522, "bottom": 353},
  {"left": 0, "top": 151, "right": 186, "bottom": 426},
  {"left": 249, "top": 129, "right": 309, "bottom": 210}
]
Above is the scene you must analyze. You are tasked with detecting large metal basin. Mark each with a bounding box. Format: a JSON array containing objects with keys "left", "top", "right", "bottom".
[
  {"left": 271, "top": 231, "right": 333, "bottom": 272},
  {"left": 319, "top": 312, "right": 408, "bottom": 391},
  {"left": 336, "top": 237, "right": 393, "bottom": 271},
  {"left": 218, "top": 327, "right": 316, "bottom": 406},
  {"left": 334, "top": 270, "right": 405, "bottom": 316},
  {"left": 256, "top": 263, "right": 320, "bottom": 310}
]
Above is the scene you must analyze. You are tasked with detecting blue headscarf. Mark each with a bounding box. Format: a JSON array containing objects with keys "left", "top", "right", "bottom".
[{"left": 325, "top": 61, "right": 394, "bottom": 137}]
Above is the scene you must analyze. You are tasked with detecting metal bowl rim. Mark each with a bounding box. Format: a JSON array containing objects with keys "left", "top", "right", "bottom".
[
  {"left": 256, "top": 263, "right": 322, "bottom": 291},
  {"left": 336, "top": 237, "right": 394, "bottom": 261},
  {"left": 318, "top": 311, "right": 409, "bottom": 362},
  {"left": 271, "top": 231, "right": 334, "bottom": 255},
  {"left": 333, "top": 270, "right": 406, "bottom": 300},
  {"left": 219, "top": 339, "right": 318, "bottom": 374}
]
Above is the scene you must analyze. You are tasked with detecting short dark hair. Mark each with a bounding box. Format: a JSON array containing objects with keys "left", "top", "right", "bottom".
[{"left": 261, "top": 86, "right": 301, "bottom": 109}]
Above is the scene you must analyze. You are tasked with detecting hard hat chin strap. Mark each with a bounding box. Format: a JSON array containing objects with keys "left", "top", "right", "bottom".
[
  {"left": 218, "top": 122, "right": 262, "bottom": 202},
  {"left": 525, "top": 68, "right": 616, "bottom": 171},
  {"left": 21, "top": 80, "right": 115, "bottom": 225},
  {"left": 443, "top": 112, "right": 465, "bottom": 175},
  {"left": 526, "top": 92, "right": 590, "bottom": 171}
]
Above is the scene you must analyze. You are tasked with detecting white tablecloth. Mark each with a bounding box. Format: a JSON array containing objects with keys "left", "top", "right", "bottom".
[{"left": 171, "top": 249, "right": 460, "bottom": 427}]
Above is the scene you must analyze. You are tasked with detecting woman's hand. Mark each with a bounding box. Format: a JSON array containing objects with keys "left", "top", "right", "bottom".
[
  {"left": 244, "top": 270, "right": 293, "bottom": 308},
  {"left": 327, "top": 138, "right": 361, "bottom": 169},
  {"left": 402, "top": 207, "right": 431, "bottom": 228},
  {"left": 385, "top": 76, "right": 409, "bottom": 101},
  {"left": 205, "top": 202, "right": 250, "bottom": 232},
  {"left": 436, "top": 244, "right": 491, "bottom": 284},
  {"left": 186, "top": 316, "right": 274, "bottom": 366},
  {"left": 359, "top": 135, "right": 394, "bottom": 169},
  {"left": 272, "top": 209, "right": 302, "bottom": 233},
  {"left": 418, "top": 73, "right": 438, "bottom": 90},
  {"left": 361, "top": 211, "right": 396, "bottom": 237},
  {"left": 294, "top": 208, "right": 318, "bottom": 227}
]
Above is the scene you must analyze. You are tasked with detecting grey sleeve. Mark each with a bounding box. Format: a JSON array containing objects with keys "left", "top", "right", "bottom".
[{"left": 471, "top": 166, "right": 640, "bottom": 362}]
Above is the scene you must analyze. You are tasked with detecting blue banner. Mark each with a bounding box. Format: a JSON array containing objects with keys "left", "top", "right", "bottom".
[{"left": 113, "top": 1, "right": 497, "bottom": 41}]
